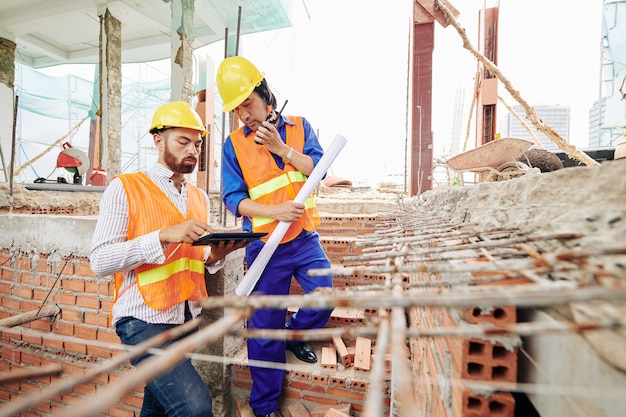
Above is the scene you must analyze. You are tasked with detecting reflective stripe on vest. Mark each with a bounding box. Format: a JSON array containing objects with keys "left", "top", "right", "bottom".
[
  {"left": 230, "top": 116, "right": 320, "bottom": 243},
  {"left": 249, "top": 170, "right": 308, "bottom": 200},
  {"left": 137, "top": 258, "right": 205, "bottom": 286}
]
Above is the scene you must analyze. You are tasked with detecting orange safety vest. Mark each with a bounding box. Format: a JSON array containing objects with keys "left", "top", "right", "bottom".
[
  {"left": 113, "top": 172, "right": 208, "bottom": 310},
  {"left": 230, "top": 116, "right": 320, "bottom": 244}
]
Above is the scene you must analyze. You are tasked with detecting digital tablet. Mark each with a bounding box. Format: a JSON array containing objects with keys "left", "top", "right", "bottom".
[{"left": 192, "top": 232, "right": 268, "bottom": 246}]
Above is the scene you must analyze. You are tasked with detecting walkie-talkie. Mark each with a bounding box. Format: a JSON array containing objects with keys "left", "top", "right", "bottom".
[{"left": 256, "top": 100, "right": 288, "bottom": 144}]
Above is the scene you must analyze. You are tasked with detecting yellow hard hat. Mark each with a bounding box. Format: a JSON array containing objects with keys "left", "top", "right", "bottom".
[
  {"left": 216, "top": 56, "right": 264, "bottom": 113},
  {"left": 149, "top": 101, "right": 207, "bottom": 137}
]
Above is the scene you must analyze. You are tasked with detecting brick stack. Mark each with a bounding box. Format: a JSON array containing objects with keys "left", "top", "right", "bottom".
[{"left": 0, "top": 249, "right": 142, "bottom": 416}]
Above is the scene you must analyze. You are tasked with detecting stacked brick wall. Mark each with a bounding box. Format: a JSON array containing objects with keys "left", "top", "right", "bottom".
[
  {"left": 407, "top": 262, "right": 519, "bottom": 417},
  {"left": 0, "top": 249, "right": 143, "bottom": 416}
]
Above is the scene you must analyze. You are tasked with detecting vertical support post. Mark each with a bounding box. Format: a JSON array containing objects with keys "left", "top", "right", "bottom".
[
  {"left": 98, "top": 8, "right": 122, "bottom": 178},
  {"left": 410, "top": 21, "right": 434, "bottom": 195}
]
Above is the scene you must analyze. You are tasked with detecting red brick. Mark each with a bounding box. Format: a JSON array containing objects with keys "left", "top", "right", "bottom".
[
  {"left": 60, "top": 307, "right": 84, "bottom": 323},
  {"left": 22, "top": 332, "right": 42, "bottom": 346},
  {"left": 58, "top": 292, "right": 77, "bottom": 306},
  {"left": 97, "top": 329, "right": 120, "bottom": 344},
  {"left": 18, "top": 257, "right": 30, "bottom": 271},
  {"left": 33, "top": 288, "right": 51, "bottom": 301},
  {"left": 78, "top": 263, "right": 97, "bottom": 278},
  {"left": 55, "top": 321, "right": 74, "bottom": 336},
  {"left": 329, "top": 376, "right": 346, "bottom": 388},
  {"left": 290, "top": 380, "right": 325, "bottom": 394},
  {"left": 108, "top": 405, "right": 137, "bottom": 417},
  {"left": 37, "top": 259, "right": 49, "bottom": 273},
  {"left": 462, "top": 305, "right": 516, "bottom": 325},
  {"left": 350, "top": 379, "right": 368, "bottom": 391},
  {"left": 290, "top": 370, "right": 309, "bottom": 382},
  {"left": 120, "top": 391, "right": 144, "bottom": 409},
  {"left": 40, "top": 335, "right": 62, "bottom": 355},
  {"left": 287, "top": 401, "right": 312, "bottom": 417},
  {"left": 310, "top": 374, "right": 328, "bottom": 385},
  {"left": 462, "top": 389, "right": 515, "bottom": 417},
  {"left": 1, "top": 269, "right": 15, "bottom": 281},
  {"left": 310, "top": 403, "right": 351, "bottom": 417},
  {"left": 65, "top": 341, "right": 87, "bottom": 355},
  {"left": 61, "top": 278, "right": 84, "bottom": 292},
  {"left": 74, "top": 324, "right": 97, "bottom": 340},
  {"left": 76, "top": 294, "right": 101, "bottom": 310},
  {"left": 73, "top": 382, "right": 97, "bottom": 396},
  {"left": 302, "top": 394, "right": 336, "bottom": 406},
  {"left": 59, "top": 262, "right": 76, "bottom": 276},
  {"left": 87, "top": 344, "right": 113, "bottom": 359},
  {"left": 327, "top": 387, "right": 366, "bottom": 402},
  {"left": 84, "top": 312, "right": 109, "bottom": 327},
  {"left": 462, "top": 339, "right": 518, "bottom": 383},
  {"left": 1, "top": 297, "right": 19, "bottom": 310},
  {"left": 62, "top": 361, "right": 86, "bottom": 377}
]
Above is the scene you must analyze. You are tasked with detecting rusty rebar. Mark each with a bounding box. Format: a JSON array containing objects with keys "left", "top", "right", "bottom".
[
  {"left": 63, "top": 311, "right": 248, "bottom": 417},
  {"left": 201, "top": 284, "right": 625, "bottom": 311},
  {"left": 0, "top": 319, "right": 203, "bottom": 417},
  {"left": 0, "top": 304, "right": 60, "bottom": 328}
]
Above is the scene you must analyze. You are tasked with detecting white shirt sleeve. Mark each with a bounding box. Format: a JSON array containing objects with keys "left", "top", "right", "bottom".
[{"left": 90, "top": 178, "right": 166, "bottom": 277}]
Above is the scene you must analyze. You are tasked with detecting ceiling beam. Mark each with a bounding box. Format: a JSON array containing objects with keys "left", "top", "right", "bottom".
[
  {"left": 0, "top": 0, "right": 116, "bottom": 30},
  {"left": 18, "top": 34, "right": 69, "bottom": 62}
]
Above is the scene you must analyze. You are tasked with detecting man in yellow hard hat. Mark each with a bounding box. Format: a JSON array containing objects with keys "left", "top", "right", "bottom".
[
  {"left": 91, "top": 101, "right": 247, "bottom": 417},
  {"left": 217, "top": 56, "right": 334, "bottom": 417}
]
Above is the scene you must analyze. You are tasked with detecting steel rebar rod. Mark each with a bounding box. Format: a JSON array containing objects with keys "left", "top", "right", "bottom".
[
  {"left": 0, "top": 319, "right": 203, "bottom": 417},
  {"left": 201, "top": 285, "right": 626, "bottom": 311},
  {"left": 0, "top": 304, "right": 60, "bottom": 328},
  {"left": 0, "top": 364, "right": 62, "bottom": 385},
  {"left": 390, "top": 273, "right": 419, "bottom": 417},
  {"left": 63, "top": 311, "right": 248, "bottom": 417},
  {"left": 362, "top": 313, "right": 389, "bottom": 417},
  {"left": 234, "top": 316, "right": 625, "bottom": 342},
  {"left": 310, "top": 244, "right": 625, "bottom": 277}
]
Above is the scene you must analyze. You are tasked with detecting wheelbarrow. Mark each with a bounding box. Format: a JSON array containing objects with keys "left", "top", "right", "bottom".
[{"left": 446, "top": 137, "right": 539, "bottom": 183}]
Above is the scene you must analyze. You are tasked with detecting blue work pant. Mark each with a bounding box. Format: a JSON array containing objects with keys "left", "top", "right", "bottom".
[
  {"left": 245, "top": 231, "right": 333, "bottom": 415},
  {"left": 115, "top": 315, "right": 214, "bottom": 417}
]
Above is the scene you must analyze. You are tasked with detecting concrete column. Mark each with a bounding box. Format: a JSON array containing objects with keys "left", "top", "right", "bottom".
[
  {"left": 98, "top": 8, "right": 122, "bottom": 178},
  {"left": 0, "top": 38, "right": 16, "bottom": 183},
  {"left": 170, "top": 0, "right": 195, "bottom": 103}
]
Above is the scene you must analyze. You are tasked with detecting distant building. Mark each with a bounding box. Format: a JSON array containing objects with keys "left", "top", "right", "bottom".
[
  {"left": 588, "top": 98, "right": 609, "bottom": 147},
  {"left": 593, "top": 1, "right": 626, "bottom": 148},
  {"left": 500, "top": 104, "right": 570, "bottom": 151}
]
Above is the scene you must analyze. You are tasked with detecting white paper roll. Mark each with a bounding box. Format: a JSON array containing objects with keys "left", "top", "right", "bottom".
[{"left": 235, "top": 134, "right": 348, "bottom": 296}]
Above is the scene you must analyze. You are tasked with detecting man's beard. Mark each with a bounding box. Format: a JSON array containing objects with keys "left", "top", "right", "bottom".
[{"left": 164, "top": 141, "right": 196, "bottom": 174}]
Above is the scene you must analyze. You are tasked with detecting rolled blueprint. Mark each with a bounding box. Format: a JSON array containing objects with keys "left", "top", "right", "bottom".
[{"left": 235, "top": 134, "right": 348, "bottom": 296}]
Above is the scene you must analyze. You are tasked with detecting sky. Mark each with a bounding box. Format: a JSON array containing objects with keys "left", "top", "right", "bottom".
[
  {"left": 29, "top": 0, "right": 604, "bottom": 187},
  {"left": 194, "top": 0, "right": 604, "bottom": 186}
]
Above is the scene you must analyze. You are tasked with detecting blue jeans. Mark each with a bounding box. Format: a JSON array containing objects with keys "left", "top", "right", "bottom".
[{"left": 115, "top": 316, "right": 214, "bottom": 417}]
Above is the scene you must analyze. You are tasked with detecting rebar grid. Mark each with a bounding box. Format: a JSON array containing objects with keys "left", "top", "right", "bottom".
[
  {"left": 2, "top": 211, "right": 624, "bottom": 417},
  {"left": 197, "top": 210, "right": 625, "bottom": 416}
]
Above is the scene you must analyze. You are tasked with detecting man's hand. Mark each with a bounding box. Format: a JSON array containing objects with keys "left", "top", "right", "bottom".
[
  {"left": 159, "top": 220, "right": 213, "bottom": 245},
  {"left": 255, "top": 120, "right": 288, "bottom": 156},
  {"left": 206, "top": 239, "right": 250, "bottom": 265},
  {"left": 271, "top": 200, "right": 305, "bottom": 222}
]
